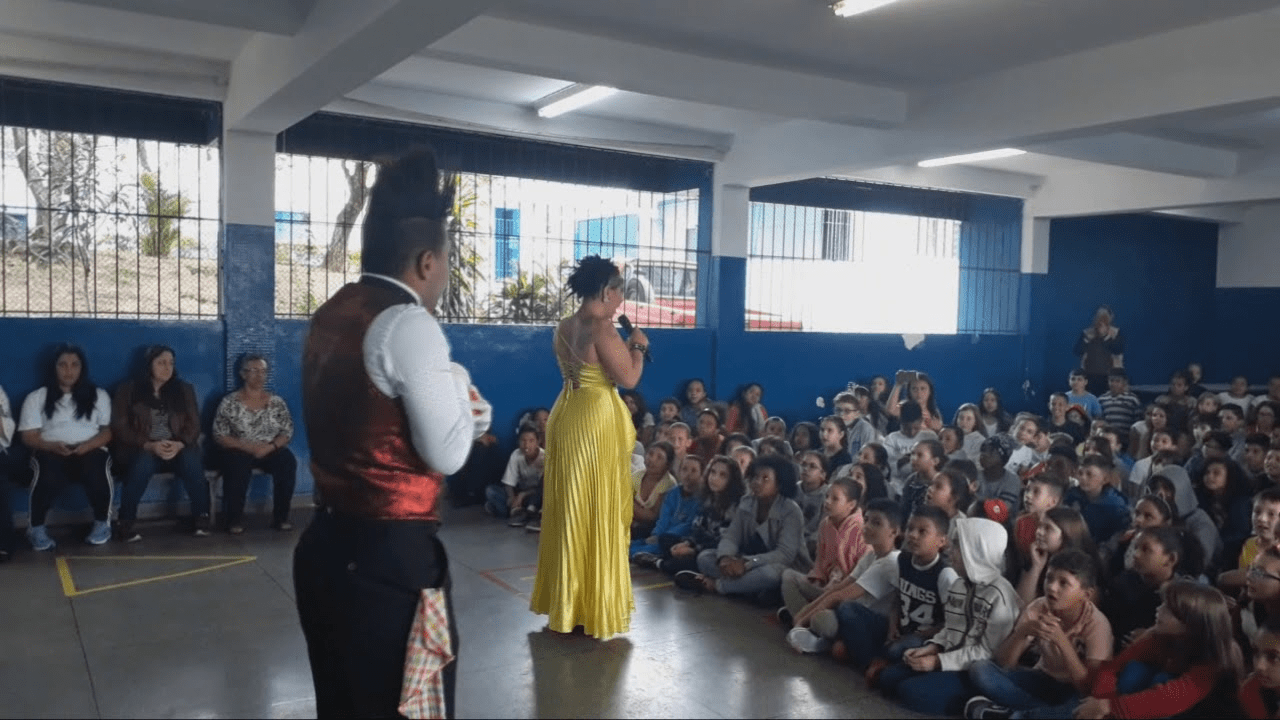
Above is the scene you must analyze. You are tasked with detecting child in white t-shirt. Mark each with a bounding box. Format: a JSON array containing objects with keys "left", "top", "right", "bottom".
[{"left": 484, "top": 426, "right": 545, "bottom": 528}]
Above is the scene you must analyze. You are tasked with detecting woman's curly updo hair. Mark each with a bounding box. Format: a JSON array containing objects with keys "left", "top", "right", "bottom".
[
  {"left": 566, "top": 255, "right": 622, "bottom": 300},
  {"left": 361, "top": 146, "right": 456, "bottom": 277}
]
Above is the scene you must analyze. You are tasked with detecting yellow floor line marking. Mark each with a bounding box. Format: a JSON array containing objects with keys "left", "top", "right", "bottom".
[
  {"left": 520, "top": 575, "right": 536, "bottom": 581},
  {"left": 56, "top": 555, "right": 257, "bottom": 598},
  {"left": 635, "top": 581, "right": 673, "bottom": 590}
]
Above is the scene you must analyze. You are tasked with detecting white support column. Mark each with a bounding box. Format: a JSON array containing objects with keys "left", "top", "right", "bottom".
[
  {"left": 222, "top": 129, "right": 277, "bottom": 227},
  {"left": 1022, "top": 214, "right": 1051, "bottom": 274},
  {"left": 712, "top": 183, "right": 750, "bottom": 258}
]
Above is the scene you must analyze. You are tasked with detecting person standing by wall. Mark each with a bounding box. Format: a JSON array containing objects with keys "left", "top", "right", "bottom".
[{"left": 1073, "top": 306, "right": 1125, "bottom": 395}]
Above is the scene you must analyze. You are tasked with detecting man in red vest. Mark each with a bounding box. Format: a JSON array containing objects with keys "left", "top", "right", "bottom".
[{"left": 295, "top": 147, "right": 489, "bottom": 719}]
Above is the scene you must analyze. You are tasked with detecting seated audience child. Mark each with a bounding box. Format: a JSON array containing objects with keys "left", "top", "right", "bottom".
[
  {"left": 845, "top": 462, "right": 890, "bottom": 503},
  {"left": 1244, "top": 433, "right": 1271, "bottom": 483},
  {"left": 858, "top": 442, "right": 892, "bottom": 486},
  {"left": 619, "top": 389, "right": 655, "bottom": 445},
  {"left": 1100, "top": 494, "right": 1173, "bottom": 579},
  {"left": 785, "top": 498, "right": 901, "bottom": 654},
  {"left": 1067, "top": 368, "right": 1103, "bottom": 420},
  {"left": 778, "top": 477, "right": 868, "bottom": 629},
  {"left": 1015, "top": 507, "right": 1096, "bottom": 605},
  {"left": 860, "top": 381, "right": 892, "bottom": 436},
  {"left": 720, "top": 432, "right": 752, "bottom": 455},
  {"left": 834, "top": 390, "right": 879, "bottom": 459},
  {"left": 1221, "top": 374, "right": 1257, "bottom": 413},
  {"left": 883, "top": 402, "right": 938, "bottom": 485},
  {"left": 1099, "top": 368, "right": 1143, "bottom": 435},
  {"left": 877, "top": 518, "right": 1021, "bottom": 717},
  {"left": 953, "top": 403, "right": 988, "bottom": 458},
  {"left": 1191, "top": 391, "right": 1223, "bottom": 435},
  {"left": 657, "top": 396, "right": 681, "bottom": 426},
  {"left": 676, "top": 455, "right": 812, "bottom": 599},
  {"left": 1263, "top": 446, "right": 1280, "bottom": 492},
  {"left": 484, "top": 425, "right": 545, "bottom": 526},
  {"left": 1103, "top": 526, "right": 1202, "bottom": 651},
  {"left": 1013, "top": 473, "right": 1068, "bottom": 577},
  {"left": 1007, "top": 415, "right": 1050, "bottom": 477},
  {"left": 1156, "top": 369, "right": 1198, "bottom": 423},
  {"left": 945, "top": 457, "right": 980, "bottom": 500},
  {"left": 631, "top": 441, "right": 677, "bottom": 540},
  {"left": 725, "top": 382, "right": 767, "bottom": 439},
  {"left": 927, "top": 467, "right": 973, "bottom": 521},
  {"left": 1097, "top": 424, "right": 1135, "bottom": 474},
  {"left": 1199, "top": 457, "right": 1255, "bottom": 566},
  {"left": 1221, "top": 406, "right": 1249, "bottom": 462},
  {"left": 1077, "top": 581, "right": 1242, "bottom": 720},
  {"left": 730, "top": 444, "right": 755, "bottom": 478},
  {"left": 1186, "top": 429, "right": 1233, "bottom": 484},
  {"left": 1238, "top": 549, "right": 1280, "bottom": 659},
  {"left": 690, "top": 409, "right": 724, "bottom": 462},
  {"left": 790, "top": 421, "right": 818, "bottom": 454},
  {"left": 939, "top": 425, "right": 968, "bottom": 462},
  {"left": 964, "top": 549, "right": 1113, "bottom": 719},
  {"left": 1147, "top": 466, "right": 1224, "bottom": 574},
  {"left": 887, "top": 370, "right": 945, "bottom": 433},
  {"left": 976, "top": 435, "right": 1023, "bottom": 516},
  {"left": 1045, "top": 393, "right": 1087, "bottom": 445},
  {"left": 678, "top": 378, "right": 711, "bottom": 427},
  {"left": 817, "top": 415, "right": 853, "bottom": 474},
  {"left": 516, "top": 407, "right": 550, "bottom": 447},
  {"left": 1131, "top": 404, "right": 1172, "bottom": 461},
  {"left": 1240, "top": 616, "right": 1280, "bottom": 720},
  {"left": 1253, "top": 402, "right": 1280, "bottom": 438},
  {"left": 753, "top": 416, "right": 788, "bottom": 448},
  {"left": 846, "top": 505, "right": 956, "bottom": 678},
  {"left": 796, "top": 450, "right": 832, "bottom": 555},
  {"left": 649, "top": 456, "right": 746, "bottom": 575},
  {"left": 899, "top": 438, "right": 946, "bottom": 515},
  {"left": 1219, "top": 487, "right": 1280, "bottom": 597},
  {"left": 631, "top": 454, "right": 705, "bottom": 560},
  {"left": 19, "top": 344, "right": 114, "bottom": 550},
  {"left": 980, "top": 388, "right": 1015, "bottom": 438},
  {"left": 1065, "top": 454, "right": 1130, "bottom": 544},
  {"left": 667, "top": 422, "right": 693, "bottom": 469},
  {"left": 757, "top": 436, "right": 792, "bottom": 460},
  {"left": 1125, "top": 428, "right": 1176, "bottom": 500}
]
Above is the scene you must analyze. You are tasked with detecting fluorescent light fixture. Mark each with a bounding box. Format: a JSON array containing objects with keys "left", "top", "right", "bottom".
[
  {"left": 831, "top": 0, "right": 903, "bottom": 17},
  {"left": 534, "top": 84, "right": 617, "bottom": 118},
  {"left": 917, "top": 148, "right": 1027, "bottom": 167}
]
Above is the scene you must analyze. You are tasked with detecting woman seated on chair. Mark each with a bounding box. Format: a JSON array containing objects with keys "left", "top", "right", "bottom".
[
  {"left": 112, "top": 344, "right": 210, "bottom": 542},
  {"left": 213, "top": 354, "right": 297, "bottom": 534}
]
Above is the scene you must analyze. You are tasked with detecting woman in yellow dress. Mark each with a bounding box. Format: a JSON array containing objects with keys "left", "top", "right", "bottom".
[{"left": 530, "top": 256, "right": 648, "bottom": 639}]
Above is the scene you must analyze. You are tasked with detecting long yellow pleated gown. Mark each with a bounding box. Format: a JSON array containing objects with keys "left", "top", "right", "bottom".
[{"left": 529, "top": 346, "right": 636, "bottom": 640}]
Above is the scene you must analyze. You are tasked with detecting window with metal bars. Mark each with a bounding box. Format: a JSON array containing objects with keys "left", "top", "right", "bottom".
[
  {"left": 273, "top": 155, "right": 704, "bottom": 327},
  {"left": 746, "top": 179, "right": 1021, "bottom": 334},
  {"left": 0, "top": 126, "right": 220, "bottom": 318}
]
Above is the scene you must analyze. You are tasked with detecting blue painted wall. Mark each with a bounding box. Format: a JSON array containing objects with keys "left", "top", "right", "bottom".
[
  {"left": 1212, "top": 288, "right": 1280, "bottom": 383},
  {"left": 1037, "top": 214, "right": 1219, "bottom": 392}
]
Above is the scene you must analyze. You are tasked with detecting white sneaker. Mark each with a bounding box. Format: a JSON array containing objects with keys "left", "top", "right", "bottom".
[{"left": 786, "top": 627, "right": 831, "bottom": 654}]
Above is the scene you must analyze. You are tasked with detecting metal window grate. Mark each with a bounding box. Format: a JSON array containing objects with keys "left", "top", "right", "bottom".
[
  {"left": 0, "top": 126, "right": 220, "bottom": 318},
  {"left": 274, "top": 155, "right": 705, "bottom": 327}
]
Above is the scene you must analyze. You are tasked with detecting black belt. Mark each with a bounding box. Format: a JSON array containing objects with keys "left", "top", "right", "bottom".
[{"left": 317, "top": 506, "right": 441, "bottom": 535}]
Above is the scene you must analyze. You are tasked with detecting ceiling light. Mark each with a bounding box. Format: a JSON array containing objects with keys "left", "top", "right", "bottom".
[
  {"left": 917, "top": 148, "right": 1027, "bottom": 167},
  {"left": 534, "top": 84, "right": 617, "bottom": 118},
  {"left": 831, "top": 0, "right": 904, "bottom": 17}
]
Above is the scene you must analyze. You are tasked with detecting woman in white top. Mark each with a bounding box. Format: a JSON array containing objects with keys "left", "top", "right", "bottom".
[{"left": 18, "top": 344, "right": 113, "bottom": 551}]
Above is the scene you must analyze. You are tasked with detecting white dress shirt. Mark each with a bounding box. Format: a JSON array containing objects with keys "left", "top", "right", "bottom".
[
  {"left": 361, "top": 273, "right": 491, "bottom": 476},
  {"left": 0, "top": 386, "right": 15, "bottom": 451}
]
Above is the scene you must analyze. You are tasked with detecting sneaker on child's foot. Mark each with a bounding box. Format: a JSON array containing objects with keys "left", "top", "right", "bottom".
[
  {"left": 673, "top": 570, "right": 710, "bottom": 593},
  {"left": 193, "top": 515, "right": 212, "bottom": 537},
  {"left": 483, "top": 501, "right": 499, "bottom": 517},
  {"left": 27, "top": 525, "right": 56, "bottom": 552},
  {"left": 786, "top": 627, "right": 832, "bottom": 654},
  {"left": 964, "top": 696, "right": 1013, "bottom": 720},
  {"left": 508, "top": 509, "right": 528, "bottom": 528},
  {"left": 85, "top": 520, "right": 111, "bottom": 545},
  {"left": 776, "top": 606, "right": 794, "bottom": 629},
  {"left": 116, "top": 522, "right": 142, "bottom": 543},
  {"left": 525, "top": 518, "right": 541, "bottom": 532},
  {"left": 228, "top": 525, "right": 245, "bottom": 535},
  {"left": 274, "top": 521, "right": 294, "bottom": 532},
  {"left": 632, "top": 551, "right": 660, "bottom": 569}
]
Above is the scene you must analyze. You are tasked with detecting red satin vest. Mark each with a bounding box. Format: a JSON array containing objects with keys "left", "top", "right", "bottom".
[{"left": 303, "top": 280, "right": 445, "bottom": 520}]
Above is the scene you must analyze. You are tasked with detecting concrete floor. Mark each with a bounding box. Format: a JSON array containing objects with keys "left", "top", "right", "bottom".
[{"left": 0, "top": 505, "right": 924, "bottom": 719}]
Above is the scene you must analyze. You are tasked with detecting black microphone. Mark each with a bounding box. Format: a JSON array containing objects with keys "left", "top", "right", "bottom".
[{"left": 618, "top": 314, "right": 653, "bottom": 363}]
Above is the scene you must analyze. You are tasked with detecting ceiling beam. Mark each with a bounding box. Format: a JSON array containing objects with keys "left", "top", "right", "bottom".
[
  {"left": 425, "top": 16, "right": 907, "bottom": 128},
  {"left": 1027, "top": 133, "right": 1242, "bottom": 179},
  {"left": 224, "top": 0, "right": 494, "bottom": 133},
  {"left": 1027, "top": 166, "right": 1280, "bottom": 218},
  {"left": 339, "top": 84, "right": 732, "bottom": 162},
  {"left": 840, "top": 164, "right": 1044, "bottom": 200},
  {"left": 54, "top": 0, "right": 307, "bottom": 35}
]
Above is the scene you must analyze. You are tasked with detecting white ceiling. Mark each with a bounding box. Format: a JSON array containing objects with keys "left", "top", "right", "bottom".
[{"left": 4, "top": 0, "right": 1280, "bottom": 219}]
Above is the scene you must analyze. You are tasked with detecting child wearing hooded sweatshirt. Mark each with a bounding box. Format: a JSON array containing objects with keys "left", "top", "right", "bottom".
[
  {"left": 878, "top": 517, "right": 1022, "bottom": 716},
  {"left": 1145, "top": 465, "right": 1223, "bottom": 574}
]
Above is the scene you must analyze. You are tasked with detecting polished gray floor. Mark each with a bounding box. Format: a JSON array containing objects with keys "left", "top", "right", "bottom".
[{"left": 1, "top": 505, "right": 924, "bottom": 719}]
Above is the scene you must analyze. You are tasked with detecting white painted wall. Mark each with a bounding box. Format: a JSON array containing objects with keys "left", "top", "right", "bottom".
[{"left": 1216, "top": 203, "right": 1280, "bottom": 288}]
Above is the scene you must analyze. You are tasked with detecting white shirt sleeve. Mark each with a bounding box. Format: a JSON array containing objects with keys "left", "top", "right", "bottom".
[
  {"left": 501, "top": 450, "right": 522, "bottom": 488},
  {"left": 365, "top": 304, "right": 478, "bottom": 476},
  {"left": 855, "top": 551, "right": 901, "bottom": 599},
  {"left": 17, "top": 388, "right": 46, "bottom": 433},
  {"left": 93, "top": 388, "right": 112, "bottom": 428},
  {"left": 0, "top": 387, "right": 14, "bottom": 450}
]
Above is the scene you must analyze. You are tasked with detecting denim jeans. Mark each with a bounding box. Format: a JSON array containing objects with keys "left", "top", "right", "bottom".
[
  {"left": 119, "top": 446, "right": 209, "bottom": 524},
  {"left": 885, "top": 632, "right": 929, "bottom": 661},
  {"left": 221, "top": 447, "right": 296, "bottom": 526},
  {"left": 879, "top": 662, "right": 975, "bottom": 716},
  {"left": 485, "top": 484, "right": 541, "bottom": 519},
  {"left": 968, "top": 660, "right": 1076, "bottom": 710},
  {"left": 835, "top": 600, "right": 889, "bottom": 670},
  {"left": 696, "top": 548, "right": 786, "bottom": 596}
]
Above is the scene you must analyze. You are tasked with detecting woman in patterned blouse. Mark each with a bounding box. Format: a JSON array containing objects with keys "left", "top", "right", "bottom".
[{"left": 213, "top": 354, "right": 297, "bottom": 534}]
